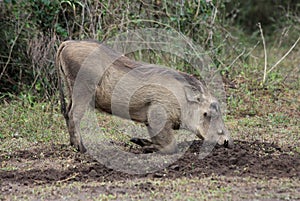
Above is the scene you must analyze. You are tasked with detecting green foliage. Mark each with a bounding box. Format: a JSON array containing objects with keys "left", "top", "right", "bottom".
[
  {"left": 224, "top": 0, "right": 300, "bottom": 33},
  {"left": 0, "top": 0, "right": 221, "bottom": 100},
  {"left": 0, "top": 0, "right": 299, "bottom": 102},
  {"left": 29, "top": 0, "right": 60, "bottom": 32}
]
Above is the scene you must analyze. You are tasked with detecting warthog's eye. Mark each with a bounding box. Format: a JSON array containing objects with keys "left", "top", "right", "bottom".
[{"left": 203, "top": 112, "right": 208, "bottom": 117}]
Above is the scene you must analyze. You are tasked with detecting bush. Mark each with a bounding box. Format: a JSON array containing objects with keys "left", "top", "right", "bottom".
[
  {"left": 0, "top": 0, "right": 299, "bottom": 102},
  {"left": 1, "top": 0, "right": 224, "bottom": 101},
  {"left": 224, "top": 0, "right": 300, "bottom": 33}
]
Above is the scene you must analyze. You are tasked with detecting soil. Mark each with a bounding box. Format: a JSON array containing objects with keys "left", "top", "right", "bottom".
[{"left": 1, "top": 139, "right": 299, "bottom": 188}]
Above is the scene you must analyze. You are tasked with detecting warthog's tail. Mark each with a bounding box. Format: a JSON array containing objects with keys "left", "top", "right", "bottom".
[{"left": 55, "top": 41, "right": 70, "bottom": 121}]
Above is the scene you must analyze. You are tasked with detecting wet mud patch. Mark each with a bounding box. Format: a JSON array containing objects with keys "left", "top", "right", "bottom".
[{"left": 1, "top": 140, "right": 299, "bottom": 188}]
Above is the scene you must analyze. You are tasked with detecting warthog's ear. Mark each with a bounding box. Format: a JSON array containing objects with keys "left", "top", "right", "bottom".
[{"left": 184, "top": 86, "right": 204, "bottom": 103}]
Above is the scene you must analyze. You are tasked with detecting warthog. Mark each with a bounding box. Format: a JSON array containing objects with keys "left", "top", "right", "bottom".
[{"left": 56, "top": 40, "right": 233, "bottom": 154}]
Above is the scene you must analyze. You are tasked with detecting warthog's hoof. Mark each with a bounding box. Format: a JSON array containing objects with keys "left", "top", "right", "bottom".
[{"left": 70, "top": 141, "right": 87, "bottom": 153}]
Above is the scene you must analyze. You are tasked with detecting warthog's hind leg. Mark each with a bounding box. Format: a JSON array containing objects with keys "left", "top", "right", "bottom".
[
  {"left": 67, "top": 96, "right": 90, "bottom": 153},
  {"left": 68, "top": 111, "right": 86, "bottom": 153}
]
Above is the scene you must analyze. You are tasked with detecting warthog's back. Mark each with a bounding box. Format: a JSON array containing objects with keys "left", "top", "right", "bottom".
[
  {"left": 96, "top": 64, "right": 183, "bottom": 123},
  {"left": 57, "top": 40, "right": 125, "bottom": 81}
]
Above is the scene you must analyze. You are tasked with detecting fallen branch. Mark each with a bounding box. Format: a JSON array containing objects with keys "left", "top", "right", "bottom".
[{"left": 57, "top": 173, "right": 80, "bottom": 183}]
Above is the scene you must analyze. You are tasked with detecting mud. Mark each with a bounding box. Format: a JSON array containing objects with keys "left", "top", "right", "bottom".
[{"left": 1, "top": 139, "right": 299, "bottom": 188}]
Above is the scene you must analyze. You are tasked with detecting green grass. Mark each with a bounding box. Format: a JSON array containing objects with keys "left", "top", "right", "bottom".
[
  {"left": 0, "top": 100, "right": 68, "bottom": 152},
  {"left": 2, "top": 176, "right": 299, "bottom": 201}
]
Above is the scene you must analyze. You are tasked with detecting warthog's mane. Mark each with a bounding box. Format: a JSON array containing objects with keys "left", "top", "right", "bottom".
[{"left": 110, "top": 53, "right": 208, "bottom": 95}]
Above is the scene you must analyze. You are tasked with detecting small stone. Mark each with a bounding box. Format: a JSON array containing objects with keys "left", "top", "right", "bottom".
[{"left": 89, "top": 169, "right": 97, "bottom": 177}]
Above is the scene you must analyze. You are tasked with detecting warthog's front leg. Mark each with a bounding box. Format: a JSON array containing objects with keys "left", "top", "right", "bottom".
[
  {"left": 130, "top": 122, "right": 178, "bottom": 154},
  {"left": 131, "top": 104, "right": 178, "bottom": 154},
  {"left": 130, "top": 138, "right": 158, "bottom": 153},
  {"left": 147, "top": 121, "right": 178, "bottom": 154}
]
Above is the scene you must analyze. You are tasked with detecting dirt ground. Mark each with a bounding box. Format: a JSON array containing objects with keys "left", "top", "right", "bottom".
[{"left": 1, "top": 139, "right": 299, "bottom": 200}]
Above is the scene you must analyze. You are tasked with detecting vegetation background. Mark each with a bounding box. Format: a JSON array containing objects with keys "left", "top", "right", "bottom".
[
  {"left": 0, "top": 0, "right": 299, "bottom": 101},
  {"left": 0, "top": 0, "right": 299, "bottom": 200}
]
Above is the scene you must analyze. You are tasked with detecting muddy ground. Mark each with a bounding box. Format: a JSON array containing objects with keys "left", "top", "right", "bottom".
[{"left": 1, "top": 139, "right": 299, "bottom": 200}]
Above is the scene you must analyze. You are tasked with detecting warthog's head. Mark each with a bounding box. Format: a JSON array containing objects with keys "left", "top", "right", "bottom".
[{"left": 182, "top": 85, "right": 233, "bottom": 148}]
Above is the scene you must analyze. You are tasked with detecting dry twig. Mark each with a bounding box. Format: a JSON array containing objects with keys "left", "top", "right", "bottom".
[
  {"left": 267, "top": 35, "right": 300, "bottom": 74},
  {"left": 257, "top": 23, "right": 268, "bottom": 84}
]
